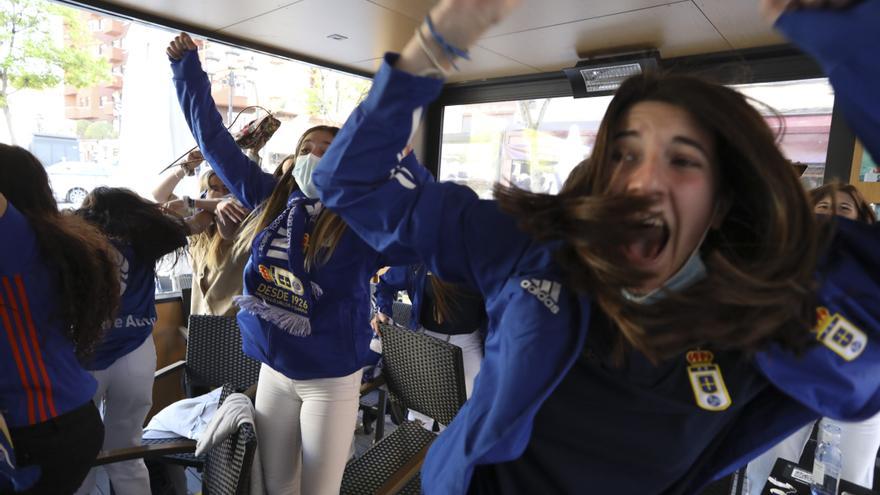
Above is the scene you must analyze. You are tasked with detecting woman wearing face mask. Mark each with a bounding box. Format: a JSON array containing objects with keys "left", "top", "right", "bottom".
[
  {"left": 747, "top": 181, "right": 880, "bottom": 493},
  {"left": 166, "top": 35, "right": 404, "bottom": 495},
  {"left": 313, "top": 0, "right": 880, "bottom": 493}
]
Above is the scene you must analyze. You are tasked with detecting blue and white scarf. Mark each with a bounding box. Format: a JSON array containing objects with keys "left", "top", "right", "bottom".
[{"left": 235, "top": 193, "right": 324, "bottom": 336}]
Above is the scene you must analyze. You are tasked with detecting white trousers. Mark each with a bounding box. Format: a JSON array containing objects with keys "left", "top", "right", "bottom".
[
  {"left": 408, "top": 328, "right": 483, "bottom": 427},
  {"left": 256, "top": 364, "right": 363, "bottom": 495},
  {"left": 746, "top": 412, "right": 880, "bottom": 493},
  {"left": 76, "top": 335, "right": 156, "bottom": 495}
]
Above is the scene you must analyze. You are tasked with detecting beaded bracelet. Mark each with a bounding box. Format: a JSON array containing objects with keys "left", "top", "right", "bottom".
[{"left": 424, "top": 14, "right": 471, "bottom": 70}]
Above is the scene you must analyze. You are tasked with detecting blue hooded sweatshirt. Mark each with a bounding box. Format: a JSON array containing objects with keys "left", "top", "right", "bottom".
[{"left": 313, "top": 3, "right": 880, "bottom": 493}]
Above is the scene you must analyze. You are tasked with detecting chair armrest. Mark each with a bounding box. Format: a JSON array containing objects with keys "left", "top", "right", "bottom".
[
  {"left": 359, "top": 375, "right": 386, "bottom": 396},
  {"left": 155, "top": 360, "right": 186, "bottom": 380},
  {"left": 93, "top": 440, "right": 197, "bottom": 466},
  {"left": 375, "top": 441, "right": 433, "bottom": 495}
]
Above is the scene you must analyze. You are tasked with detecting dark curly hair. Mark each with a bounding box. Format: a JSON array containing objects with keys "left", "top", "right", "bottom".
[{"left": 76, "top": 187, "right": 189, "bottom": 264}]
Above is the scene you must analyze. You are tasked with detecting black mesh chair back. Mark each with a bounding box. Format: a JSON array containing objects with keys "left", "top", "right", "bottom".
[
  {"left": 202, "top": 421, "right": 257, "bottom": 495},
  {"left": 379, "top": 323, "right": 466, "bottom": 427},
  {"left": 186, "top": 315, "right": 261, "bottom": 392},
  {"left": 391, "top": 301, "right": 412, "bottom": 328},
  {"left": 340, "top": 421, "right": 434, "bottom": 495},
  {"left": 341, "top": 324, "right": 467, "bottom": 494}
]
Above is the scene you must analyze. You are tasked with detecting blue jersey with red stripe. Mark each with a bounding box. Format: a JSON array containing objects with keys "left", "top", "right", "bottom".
[{"left": 0, "top": 203, "right": 97, "bottom": 427}]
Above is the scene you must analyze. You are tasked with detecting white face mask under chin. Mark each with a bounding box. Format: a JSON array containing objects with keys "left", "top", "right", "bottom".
[
  {"left": 621, "top": 249, "right": 707, "bottom": 305},
  {"left": 292, "top": 153, "right": 321, "bottom": 198},
  {"left": 621, "top": 213, "right": 716, "bottom": 305}
]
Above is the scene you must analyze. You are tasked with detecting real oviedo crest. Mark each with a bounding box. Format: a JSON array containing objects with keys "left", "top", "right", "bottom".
[{"left": 686, "top": 350, "right": 732, "bottom": 412}]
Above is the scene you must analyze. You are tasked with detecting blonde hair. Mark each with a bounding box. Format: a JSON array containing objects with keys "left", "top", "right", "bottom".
[{"left": 189, "top": 169, "right": 228, "bottom": 268}]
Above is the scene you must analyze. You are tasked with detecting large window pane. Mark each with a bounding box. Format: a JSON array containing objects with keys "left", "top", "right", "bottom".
[
  {"left": 439, "top": 78, "right": 835, "bottom": 196},
  {"left": 2, "top": 1, "right": 370, "bottom": 292}
]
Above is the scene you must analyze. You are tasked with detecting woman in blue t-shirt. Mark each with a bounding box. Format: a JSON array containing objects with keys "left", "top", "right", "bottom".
[
  {"left": 312, "top": 0, "right": 880, "bottom": 492},
  {"left": 0, "top": 145, "right": 121, "bottom": 494},
  {"left": 73, "top": 187, "right": 206, "bottom": 495},
  {"left": 167, "top": 34, "right": 402, "bottom": 494}
]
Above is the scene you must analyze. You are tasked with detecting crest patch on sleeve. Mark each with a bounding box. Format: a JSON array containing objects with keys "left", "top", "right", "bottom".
[{"left": 814, "top": 306, "right": 867, "bottom": 361}]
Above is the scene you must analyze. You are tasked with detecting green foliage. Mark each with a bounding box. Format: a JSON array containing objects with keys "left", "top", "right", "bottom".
[
  {"left": 82, "top": 120, "right": 115, "bottom": 139},
  {"left": 0, "top": 0, "right": 110, "bottom": 102},
  {"left": 304, "top": 67, "right": 371, "bottom": 124}
]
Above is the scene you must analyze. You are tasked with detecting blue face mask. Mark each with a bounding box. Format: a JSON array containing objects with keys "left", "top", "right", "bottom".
[
  {"left": 622, "top": 207, "right": 717, "bottom": 305},
  {"left": 292, "top": 153, "right": 321, "bottom": 198},
  {"left": 621, "top": 250, "right": 707, "bottom": 305}
]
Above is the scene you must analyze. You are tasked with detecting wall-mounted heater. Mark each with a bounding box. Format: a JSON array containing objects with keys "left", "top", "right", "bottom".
[{"left": 563, "top": 49, "right": 661, "bottom": 97}]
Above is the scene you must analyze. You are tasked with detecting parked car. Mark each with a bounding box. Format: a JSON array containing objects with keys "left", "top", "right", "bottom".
[{"left": 44, "top": 160, "right": 117, "bottom": 206}]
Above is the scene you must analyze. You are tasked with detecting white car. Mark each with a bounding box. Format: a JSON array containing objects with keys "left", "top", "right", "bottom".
[{"left": 45, "top": 161, "right": 117, "bottom": 206}]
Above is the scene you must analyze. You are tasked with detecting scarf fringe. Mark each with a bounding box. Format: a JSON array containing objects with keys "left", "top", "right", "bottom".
[{"left": 234, "top": 295, "right": 312, "bottom": 337}]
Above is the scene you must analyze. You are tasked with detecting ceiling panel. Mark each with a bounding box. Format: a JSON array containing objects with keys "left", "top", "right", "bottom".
[
  {"left": 77, "top": 0, "right": 789, "bottom": 80},
  {"left": 694, "top": 0, "right": 785, "bottom": 49},
  {"left": 219, "top": 0, "right": 418, "bottom": 66},
  {"left": 482, "top": 0, "right": 692, "bottom": 38},
  {"left": 86, "top": 0, "right": 300, "bottom": 31},
  {"left": 445, "top": 46, "right": 540, "bottom": 82},
  {"left": 476, "top": 1, "right": 731, "bottom": 73}
]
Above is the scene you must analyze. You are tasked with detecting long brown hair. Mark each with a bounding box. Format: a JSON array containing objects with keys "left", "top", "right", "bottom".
[
  {"left": 236, "top": 125, "right": 347, "bottom": 270},
  {"left": 0, "top": 145, "right": 120, "bottom": 358},
  {"left": 809, "top": 181, "right": 876, "bottom": 224},
  {"left": 496, "top": 73, "right": 826, "bottom": 361}
]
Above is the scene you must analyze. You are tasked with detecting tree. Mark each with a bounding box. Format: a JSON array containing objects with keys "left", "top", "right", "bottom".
[
  {"left": 0, "top": 0, "right": 110, "bottom": 144},
  {"left": 304, "top": 67, "right": 371, "bottom": 124}
]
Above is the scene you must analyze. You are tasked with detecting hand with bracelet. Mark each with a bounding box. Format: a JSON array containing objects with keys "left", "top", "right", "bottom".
[{"left": 396, "top": 0, "right": 519, "bottom": 77}]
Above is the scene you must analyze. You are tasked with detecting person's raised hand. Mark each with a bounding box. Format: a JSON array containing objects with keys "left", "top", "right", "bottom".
[
  {"left": 215, "top": 198, "right": 250, "bottom": 228},
  {"left": 370, "top": 312, "right": 391, "bottom": 335},
  {"left": 166, "top": 32, "right": 198, "bottom": 61}
]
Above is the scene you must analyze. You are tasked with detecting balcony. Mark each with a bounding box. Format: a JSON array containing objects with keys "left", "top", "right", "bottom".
[
  {"left": 210, "top": 86, "right": 250, "bottom": 112},
  {"left": 101, "top": 46, "right": 127, "bottom": 64},
  {"left": 99, "top": 19, "right": 127, "bottom": 36},
  {"left": 105, "top": 75, "right": 123, "bottom": 89}
]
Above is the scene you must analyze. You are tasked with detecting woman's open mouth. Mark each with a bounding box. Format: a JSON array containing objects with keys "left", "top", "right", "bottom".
[{"left": 623, "top": 216, "right": 670, "bottom": 265}]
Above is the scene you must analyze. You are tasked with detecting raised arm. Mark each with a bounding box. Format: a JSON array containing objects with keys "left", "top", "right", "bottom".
[
  {"left": 314, "top": 0, "right": 527, "bottom": 294},
  {"left": 167, "top": 33, "right": 276, "bottom": 210},
  {"left": 766, "top": 0, "right": 880, "bottom": 158},
  {"left": 755, "top": 0, "right": 880, "bottom": 421}
]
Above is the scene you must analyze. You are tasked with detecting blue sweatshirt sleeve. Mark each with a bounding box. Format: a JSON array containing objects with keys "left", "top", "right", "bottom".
[
  {"left": 775, "top": 1, "right": 880, "bottom": 159},
  {"left": 171, "top": 51, "right": 276, "bottom": 210},
  {"left": 757, "top": 219, "right": 880, "bottom": 421},
  {"left": 375, "top": 265, "right": 411, "bottom": 316},
  {"left": 314, "top": 54, "right": 530, "bottom": 296}
]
